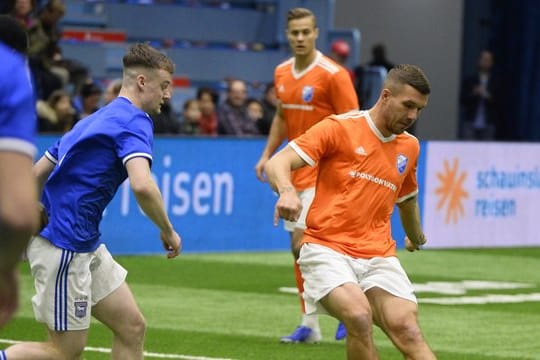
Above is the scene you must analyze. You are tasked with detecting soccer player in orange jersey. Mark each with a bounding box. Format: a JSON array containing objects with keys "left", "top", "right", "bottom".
[
  {"left": 265, "top": 64, "right": 436, "bottom": 359},
  {"left": 254, "top": 7, "right": 358, "bottom": 343}
]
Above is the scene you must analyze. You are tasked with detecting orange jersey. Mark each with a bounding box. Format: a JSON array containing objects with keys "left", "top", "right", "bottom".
[
  {"left": 289, "top": 110, "right": 419, "bottom": 258},
  {"left": 275, "top": 51, "right": 358, "bottom": 190}
]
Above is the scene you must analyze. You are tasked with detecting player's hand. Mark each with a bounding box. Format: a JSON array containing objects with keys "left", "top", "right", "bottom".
[
  {"left": 254, "top": 157, "right": 268, "bottom": 182},
  {"left": 273, "top": 190, "right": 302, "bottom": 226},
  {"left": 405, "top": 235, "right": 426, "bottom": 252},
  {"left": 160, "top": 230, "right": 181, "bottom": 259}
]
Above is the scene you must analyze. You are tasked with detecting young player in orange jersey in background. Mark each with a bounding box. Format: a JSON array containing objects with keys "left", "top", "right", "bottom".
[{"left": 255, "top": 7, "right": 358, "bottom": 343}]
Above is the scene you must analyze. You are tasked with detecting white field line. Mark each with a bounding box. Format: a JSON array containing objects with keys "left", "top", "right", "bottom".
[
  {"left": 419, "top": 293, "right": 540, "bottom": 305},
  {"left": 0, "top": 339, "right": 235, "bottom": 360}
]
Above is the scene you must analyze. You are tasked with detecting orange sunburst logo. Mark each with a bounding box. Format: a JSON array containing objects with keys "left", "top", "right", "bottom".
[{"left": 435, "top": 158, "right": 469, "bottom": 224}]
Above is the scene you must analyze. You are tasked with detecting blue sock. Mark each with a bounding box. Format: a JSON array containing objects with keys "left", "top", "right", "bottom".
[{"left": 0, "top": 349, "right": 6, "bottom": 360}]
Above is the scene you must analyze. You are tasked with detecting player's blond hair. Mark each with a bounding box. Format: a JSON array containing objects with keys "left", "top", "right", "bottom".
[
  {"left": 123, "top": 43, "right": 175, "bottom": 74},
  {"left": 287, "top": 7, "right": 317, "bottom": 28}
]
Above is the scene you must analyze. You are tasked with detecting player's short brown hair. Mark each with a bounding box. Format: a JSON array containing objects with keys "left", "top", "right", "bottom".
[{"left": 386, "top": 64, "right": 431, "bottom": 95}]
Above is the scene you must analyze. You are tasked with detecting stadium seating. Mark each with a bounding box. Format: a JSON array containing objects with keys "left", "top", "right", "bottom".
[{"left": 58, "top": 0, "right": 374, "bottom": 110}]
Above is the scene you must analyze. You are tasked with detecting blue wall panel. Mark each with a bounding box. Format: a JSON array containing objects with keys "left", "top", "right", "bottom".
[{"left": 36, "top": 135, "right": 418, "bottom": 254}]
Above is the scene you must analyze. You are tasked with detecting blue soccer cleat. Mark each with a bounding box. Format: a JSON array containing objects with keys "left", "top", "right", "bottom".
[
  {"left": 280, "top": 325, "right": 322, "bottom": 343},
  {"left": 335, "top": 322, "right": 347, "bottom": 340}
]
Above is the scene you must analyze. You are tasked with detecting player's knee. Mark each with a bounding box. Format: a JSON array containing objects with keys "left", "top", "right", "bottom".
[
  {"left": 119, "top": 312, "right": 146, "bottom": 344},
  {"left": 342, "top": 308, "right": 373, "bottom": 339},
  {"left": 385, "top": 317, "right": 424, "bottom": 348}
]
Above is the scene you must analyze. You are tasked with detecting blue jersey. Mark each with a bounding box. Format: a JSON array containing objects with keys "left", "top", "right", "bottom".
[
  {"left": 40, "top": 97, "right": 154, "bottom": 252},
  {"left": 0, "top": 42, "right": 36, "bottom": 157}
]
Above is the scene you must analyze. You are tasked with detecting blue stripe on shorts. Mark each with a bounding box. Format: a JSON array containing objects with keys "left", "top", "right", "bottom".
[{"left": 54, "top": 249, "right": 74, "bottom": 331}]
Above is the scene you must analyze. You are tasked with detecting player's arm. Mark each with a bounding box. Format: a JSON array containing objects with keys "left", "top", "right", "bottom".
[
  {"left": 125, "top": 157, "right": 181, "bottom": 258},
  {"left": 0, "top": 152, "right": 39, "bottom": 269},
  {"left": 397, "top": 195, "right": 426, "bottom": 252},
  {"left": 33, "top": 155, "right": 56, "bottom": 198},
  {"left": 264, "top": 145, "right": 307, "bottom": 225},
  {"left": 33, "top": 155, "right": 57, "bottom": 233},
  {"left": 255, "top": 102, "right": 287, "bottom": 182}
]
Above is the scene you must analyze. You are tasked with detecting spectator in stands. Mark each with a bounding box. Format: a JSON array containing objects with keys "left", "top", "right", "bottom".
[
  {"left": 329, "top": 39, "right": 355, "bottom": 81},
  {"left": 4, "top": 0, "right": 36, "bottom": 28},
  {"left": 27, "top": 0, "right": 68, "bottom": 100},
  {"left": 104, "top": 78, "right": 123, "bottom": 105},
  {"left": 217, "top": 78, "right": 259, "bottom": 136},
  {"left": 179, "top": 99, "right": 202, "bottom": 135},
  {"left": 27, "top": 0, "right": 89, "bottom": 99},
  {"left": 258, "top": 82, "right": 277, "bottom": 135},
  {"left": 152, "top": 98, "right": 181, "bottom": 134},
  {"left": 459, "top": 49, "right": 501, "bottom": 141},
  {"left": 246, "top": 97, "right": 265, "bottom": 134},
  {"left": 79, "top": 82, "right": 103, "bottom": 119},
  {"left": 254, "top": 7, "right": 358, "bottom": 344},
  {"left": 197, "top": 87, "right": 219, "bottom": 136},
  {"left": 368, "top": 43, "right": 395, "bottom": 72},
  {"left": 37, "top": 89, "right": 77, "bottom": 133}
]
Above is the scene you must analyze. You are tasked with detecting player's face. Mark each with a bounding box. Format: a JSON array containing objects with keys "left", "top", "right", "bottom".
[
  {"left": 141, "top": 68, "right": 172, "bottom": 114},
  {"left": 383, "top": 84, "right": 428, "bottom": 135},
  {"left": 286, "top": 16, "right": 319, "bottom": 57}
]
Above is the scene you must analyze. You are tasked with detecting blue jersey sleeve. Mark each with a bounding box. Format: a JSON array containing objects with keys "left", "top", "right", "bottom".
[
  {"left": 0, "top": 43, "right": 37, "bottom": 157},
  {"left": 44, "top": 138, "right": 61, "bottom": 164},
  {"left": 116, "top": 113, "right": 154, "bottom": 167}
]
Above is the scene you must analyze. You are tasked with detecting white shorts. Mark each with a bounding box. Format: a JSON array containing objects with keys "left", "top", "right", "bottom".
[
  {"left": 298, "top": 243, "right": 417, "bottom": 314},
  {"left": 283, "top": 187, "right": 315, "bottom": 232},
  {"left": 27, "top": 236, "right": 127, "bottom": 331}
]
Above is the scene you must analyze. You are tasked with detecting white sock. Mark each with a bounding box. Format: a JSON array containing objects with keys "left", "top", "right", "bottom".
[{"left": 301, "top": 313, "right": 319, "bottom": 329}]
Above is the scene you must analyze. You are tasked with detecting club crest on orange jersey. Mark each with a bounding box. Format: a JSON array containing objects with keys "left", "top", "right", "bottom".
[
  {"left": 302, "top": 86, "right": 314, "bottom": 102},
  {"left": 397, "top": 154, "right": 408, "bottom": 174}
]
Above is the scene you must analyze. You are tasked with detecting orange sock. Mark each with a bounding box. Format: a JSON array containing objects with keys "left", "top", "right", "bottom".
[{"left": 294, "top": 261, "right": 306, "bottom": 313}]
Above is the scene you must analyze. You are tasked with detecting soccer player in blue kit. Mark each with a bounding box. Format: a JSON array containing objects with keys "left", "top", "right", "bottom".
[
  {"left": 0, "top": 15, "right": 40, "bottom": 329},
  {"left": 2, "top": 43, "right": 182, "bottom": 360}
]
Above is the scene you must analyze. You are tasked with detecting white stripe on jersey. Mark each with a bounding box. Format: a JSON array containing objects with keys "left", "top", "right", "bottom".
[
  {"left": 335, "top": 109, "right": 364, "bottom": 120},
  {"left": 45, "top": 150, "right": 58, "bottom": 164},
  {"left": 317, "top": 57, "right": 340, "bottom": 74},
  {"left": 290, "top": 140, "right": 316, "bottom": 167},
  {"left": 122, "top": 152, "right": 152, "bottom": 166}
]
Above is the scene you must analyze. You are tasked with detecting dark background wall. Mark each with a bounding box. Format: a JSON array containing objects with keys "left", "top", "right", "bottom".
[
  {"left": 333, "top": 0, "right": 464, "bottom": 140},
  {"left": 335, "top": 0, "right": 540, "bottom": 142}
]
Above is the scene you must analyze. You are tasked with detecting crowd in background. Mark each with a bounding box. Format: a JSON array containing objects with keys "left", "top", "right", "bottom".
[
  {"left": 2, "top": 0, "right": 500, "bottom": 141},
  {"left": 0, "top": 0, "right": 378, "bottom": 138},
  {"left": 0, "top": 0, "right": 280, "bottom": 137}
]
